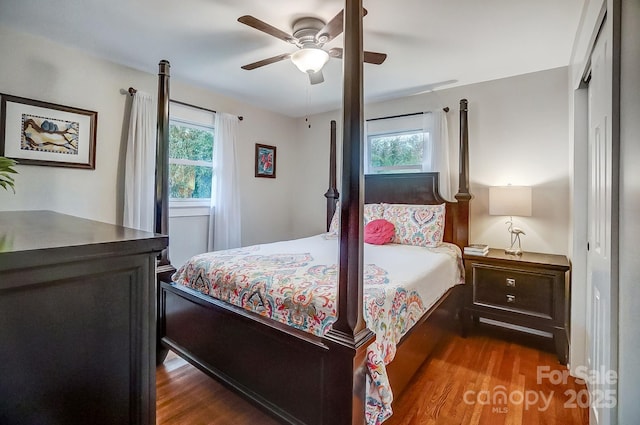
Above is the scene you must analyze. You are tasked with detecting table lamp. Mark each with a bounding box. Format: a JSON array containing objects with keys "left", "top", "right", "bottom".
[{"left": 489, "top": 186, "right": 532, "bottom": 255}]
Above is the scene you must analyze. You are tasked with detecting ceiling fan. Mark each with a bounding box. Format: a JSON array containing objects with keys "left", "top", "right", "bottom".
[{"left": 238, "top": 9, "right": 387, "bottom": 85}]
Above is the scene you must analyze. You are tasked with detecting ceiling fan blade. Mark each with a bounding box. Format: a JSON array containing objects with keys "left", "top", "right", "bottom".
[
  {"left": 328, "top": 48, "right": 386, "bottom": 65},
  {"left": 238, "top": 15, "right": 295, "bottom": 44},
  {"left": 241, "top": 53, "right": 291, "bottom": 70},
  {"left": 308, "top": 70, "right": 324, "bottom": 85},
  {"left": 328, "top": 47, "right": 343, "bottom": 59},
  {"left": 363, "top": 51, "right": 387, "bottom": 65},
  {"left": 316, "top": 8, "right": 367, "bottom": 43},
  {"left": 316, "top": 11, "right": 343, "bottom": 43}
]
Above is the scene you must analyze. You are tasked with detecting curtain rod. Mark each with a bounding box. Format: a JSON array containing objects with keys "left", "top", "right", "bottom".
[
  {"left": 127, "top": 87, "right": 244, "bottom": 121},
  {"left": 366, "top": 107, "right": 449, "bottom": 122}
]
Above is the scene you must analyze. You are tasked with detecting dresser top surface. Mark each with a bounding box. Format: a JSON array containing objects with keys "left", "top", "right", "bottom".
[{"left": 0, "top": 210, "right": 167, "bottom": 255}]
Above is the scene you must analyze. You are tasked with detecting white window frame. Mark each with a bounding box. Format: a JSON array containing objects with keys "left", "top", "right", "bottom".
[
  {"left": 168, "top": 113, "right": 215, "bottom": 207},
  {"left": 365, "top": 128, "right": 431, "bottom": 174}
]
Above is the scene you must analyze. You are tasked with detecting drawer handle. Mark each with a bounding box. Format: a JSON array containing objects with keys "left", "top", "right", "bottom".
[
  {"left": 506, "top": 278, "right": 516, "bottom": 287},
  {"left": 506, "top": 294, "right": 516, "bottom": 303}
]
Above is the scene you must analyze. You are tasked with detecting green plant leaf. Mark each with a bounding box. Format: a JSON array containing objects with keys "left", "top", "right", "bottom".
[{"left": 0, "top": 156, "right": 18, "bottom": 192}]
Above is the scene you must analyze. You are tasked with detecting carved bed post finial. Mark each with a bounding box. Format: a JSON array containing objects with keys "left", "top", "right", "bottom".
[
  {"left": 324, "top": 120, "right": 339, "bottom": 230},
  {"left": 458, "top": 99, "right": 470, "bottom": 197}
]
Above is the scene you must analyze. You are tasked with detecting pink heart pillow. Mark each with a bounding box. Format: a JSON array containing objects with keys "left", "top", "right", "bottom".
[{"left": 364, "top": 219, "right": 395, "bottom": 245}]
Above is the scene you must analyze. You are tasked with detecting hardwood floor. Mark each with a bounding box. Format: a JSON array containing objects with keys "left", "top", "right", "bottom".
[
  {"left": 156, "top": 351, "right": 280, "bottom": 425},
  {"left": 385, "top": 326, "right": 589, "bottom": 425},
  {"left": 156, "top": 326, "right": 589, "bottom": 425}
]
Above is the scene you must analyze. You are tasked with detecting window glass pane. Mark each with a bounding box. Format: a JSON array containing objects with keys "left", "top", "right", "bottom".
[
  {"left": 169, "top": 164, "right": 213, "bottom": 199},
  {"left": 169, "top": 122, "right": 213, "bottom": 161},
  {"left": 169, "top": 117, "right": 214, "bottom": 200},
  {"left": 369, "top": 131, "right": 424, "bottom": 169}
]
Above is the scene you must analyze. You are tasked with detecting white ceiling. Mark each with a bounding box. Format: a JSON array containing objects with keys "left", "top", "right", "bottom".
[{"left": 0, "top": 0, "right": 584, "bottom": 117}]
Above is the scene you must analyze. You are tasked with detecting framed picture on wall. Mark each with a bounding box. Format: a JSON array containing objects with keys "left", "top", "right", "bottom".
[
  {"left": 0, "top": 94, "right": 97, "bottom": 169},
  {"left": 255, "top": 143, "right": 276, "bottom": 178}
]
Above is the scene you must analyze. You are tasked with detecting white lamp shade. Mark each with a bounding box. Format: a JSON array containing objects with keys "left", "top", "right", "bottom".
[
  {"left": 489, "top": 186, "right": 532, "bottom": 217},
  {"left": 291, "top": 48, "right": 329, "bottom": 73}
]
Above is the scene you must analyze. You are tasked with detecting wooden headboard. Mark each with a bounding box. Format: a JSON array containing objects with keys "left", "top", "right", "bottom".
[
  {"left": 364, "top": 172, "right": 468, "bottom": 249},
  {"left": 325, "top": 99, "right": 472, "bottom": 250}
]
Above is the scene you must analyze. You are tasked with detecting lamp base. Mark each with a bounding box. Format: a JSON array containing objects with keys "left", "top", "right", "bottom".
[{"left": 505, "top": 248, "right": 523, "bottom": 256}]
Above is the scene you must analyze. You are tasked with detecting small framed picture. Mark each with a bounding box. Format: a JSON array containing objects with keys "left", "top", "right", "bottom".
[
  {"left": 0, "top": 94, "right": 97, "bottom": 169},
  {"left": 255, "top": 143, "right": 276, "bottom": 178}
]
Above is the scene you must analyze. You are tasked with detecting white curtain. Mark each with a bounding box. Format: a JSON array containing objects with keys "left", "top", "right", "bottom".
[
  {"left": 123, "top": 91, "right": 156, "bottom": 232},
  {"left": 208, "top": 112, "right": 241, "bottom": 251},
  {"left": 423, "top": 110, "right": 452, "bottom": 200}
]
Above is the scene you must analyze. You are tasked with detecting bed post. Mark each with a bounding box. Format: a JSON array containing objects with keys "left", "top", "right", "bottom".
[
  {"left": 155, "top": 59, "right": 176, "bottom": 282},
  {"left": 322, "top": 1, "right": 375, "bottom": 423},
  {"left": 155, "top": 60, "right": 175, "bottom": 365},
  {"left": 454, "top": 98, "right": 472, "bottom": 248},
  {"left": 324, "top": 120, "right": 339, "bottom": 230}
]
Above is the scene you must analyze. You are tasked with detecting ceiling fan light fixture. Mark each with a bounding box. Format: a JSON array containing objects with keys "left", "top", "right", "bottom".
[{"left": 291, "top": 47, "right": 329, "bottom": 74}]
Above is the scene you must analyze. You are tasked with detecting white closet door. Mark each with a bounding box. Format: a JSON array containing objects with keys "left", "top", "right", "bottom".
[{"left": 586, "top": 16, "right": 618, "bottom": 425}]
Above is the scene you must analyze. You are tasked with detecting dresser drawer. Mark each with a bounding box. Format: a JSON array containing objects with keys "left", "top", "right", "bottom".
[{"left": 472, "top": 265, "right": 554, "bottom": 318}]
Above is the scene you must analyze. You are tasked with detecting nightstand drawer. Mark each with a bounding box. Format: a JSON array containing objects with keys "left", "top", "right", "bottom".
[{"left": 472, "top": 266, "right": 553, "bottom": 317}]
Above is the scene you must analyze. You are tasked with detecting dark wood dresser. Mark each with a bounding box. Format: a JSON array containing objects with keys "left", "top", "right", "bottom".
[
  {"left": 463, "top": 249, "right": 570, "bottom": 364},
  {"left": 0, "top": 211, "right": 167, "bottom": 425}
]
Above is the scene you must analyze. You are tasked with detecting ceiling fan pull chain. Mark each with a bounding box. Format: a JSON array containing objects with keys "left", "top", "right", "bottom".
[{"left": 305, "top": 86, "right": 311, "bottom": 128}]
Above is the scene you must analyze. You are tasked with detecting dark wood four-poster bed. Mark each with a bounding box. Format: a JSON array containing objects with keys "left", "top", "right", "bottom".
[{"left": 150, "top": 2, "right": 472, "bottom": 424}]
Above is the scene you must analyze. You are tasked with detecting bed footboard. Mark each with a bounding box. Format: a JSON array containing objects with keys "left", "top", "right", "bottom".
[
  {"left": 158, "top": 280, "right": 464, "bottom": 424},
  {"left": 159, "top": 281, "right": 369, "bottom": 425}
]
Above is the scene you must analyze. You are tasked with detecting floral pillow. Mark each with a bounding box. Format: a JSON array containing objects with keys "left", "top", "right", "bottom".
[
  {"left": 382, "top": 203, "right": 446, "bottom": 247},
  {"left": 364, "top": 203, "right": 385, "bottom": 225},
  {"left": 328, "top": 203, "right": 385, "bottom": 234},
  {"left": 328, "top": 203, "right": 340, "bottom": 234}
]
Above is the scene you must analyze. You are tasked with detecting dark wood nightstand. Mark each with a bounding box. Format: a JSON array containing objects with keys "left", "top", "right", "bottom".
[{"left": 463, "top": 249, "right": 570, "bottom": 364}]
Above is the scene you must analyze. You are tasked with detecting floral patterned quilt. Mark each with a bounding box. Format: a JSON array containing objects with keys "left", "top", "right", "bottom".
[{"left": 172, "top": 234, "right": 463, "bottom": 424}]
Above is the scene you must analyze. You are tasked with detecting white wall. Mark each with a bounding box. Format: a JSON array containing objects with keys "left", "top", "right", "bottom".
[
  {"left": 291, "top": 113, "right": 341, "bottom": 237},
  {"left": 0, "top": 26, "right": 298, "bottom": 260},
  {"left": 0, "top": 26, "right": 154, "bottom": 224},
  {"left": 293, "top": 68, "right": 571, "bottom": 256},
  {"left": 169, "top": 213, "right": 210, "bottom": 268}
]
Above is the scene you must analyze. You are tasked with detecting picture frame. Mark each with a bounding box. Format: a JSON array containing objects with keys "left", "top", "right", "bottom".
[
  {"left": 255, "top": 143, "right": 276, "bottom": 178},
  {"left": 0, "top": 94, "right": 97, "bottom": 169}
]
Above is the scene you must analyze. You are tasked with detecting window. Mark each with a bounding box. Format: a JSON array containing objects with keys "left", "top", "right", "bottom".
[
  {"left": 368, "top": 130, "right": 429, "bottom": 173},
  {"left": 169, "top": 102, "right": 215, "bottom": 202},
  {"left": 365, "top": 114, "right": 431, "bottom": 174}
]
